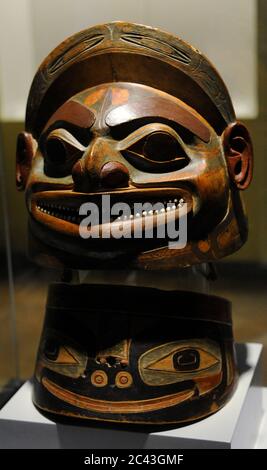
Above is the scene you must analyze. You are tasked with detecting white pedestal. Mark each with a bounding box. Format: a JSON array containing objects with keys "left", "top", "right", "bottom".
[{"left": 0, "top": 343, "right": 265, "bottom": 449}]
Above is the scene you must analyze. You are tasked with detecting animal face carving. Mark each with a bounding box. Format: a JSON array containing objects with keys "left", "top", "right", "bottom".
[{"left": 33, "top": 285, "right": 236, "bottom": 425}]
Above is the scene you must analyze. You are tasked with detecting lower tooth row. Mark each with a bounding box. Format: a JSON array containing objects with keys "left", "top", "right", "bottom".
[{"left": 37, "top": 206, "right": 79, "bottom": 223}]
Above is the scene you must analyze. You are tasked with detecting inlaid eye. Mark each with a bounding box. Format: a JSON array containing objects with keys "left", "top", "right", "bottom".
[
  {"left": 45, "top": 137, "right": 67, "bottom": 165},
  {"left": 41, "top": 129, "right": 86, "bottom": 178},
  {"left": 122, "top": 129, "right": 189, "bottom": 173},
  {"left": 44, "top": 338, "right": 59, "bottom": 361},
  {"left": 173, "top": 349, "right": 200, "bottom": 371},
  {"left": 143, "top": 131, "right": 181, "bottom": 162}
]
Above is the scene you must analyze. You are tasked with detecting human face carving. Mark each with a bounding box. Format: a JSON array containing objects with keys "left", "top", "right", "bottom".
[{"left": 21, "top": 82, "right": 231, "bottom": 265}]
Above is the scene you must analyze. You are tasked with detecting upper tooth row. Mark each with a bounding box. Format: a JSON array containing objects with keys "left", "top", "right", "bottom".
[
  {"left": 116, "top": 199, "right": 185, "bottom": 221},
  {"left": 36, "top": 198, "right": 185, "bottom": 217},
  {"left": 37, "top": 198, "right": 184, "bottom": 210}
]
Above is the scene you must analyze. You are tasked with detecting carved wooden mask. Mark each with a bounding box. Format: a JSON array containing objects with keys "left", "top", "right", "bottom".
[{"left": 16, "top": 22, "right": 253, "bottom": 269}]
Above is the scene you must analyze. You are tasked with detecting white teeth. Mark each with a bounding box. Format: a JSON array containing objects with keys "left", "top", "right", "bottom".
[{"left": 37, "top": 196, "right": 186, "bottom": 226}]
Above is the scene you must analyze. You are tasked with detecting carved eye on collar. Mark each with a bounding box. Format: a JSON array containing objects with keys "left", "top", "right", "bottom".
[
  {"left": 173, "top": 348, "right": 200, "bottom": 371},
  {"left": 36, "top": 331, "right": 88, "bottom": 380},
  {"left": 40, "top": 128, "right": 86, "bottom": 178},
  {"left": 44, "top": 338, "right": 59, "bottom": 361},
  {"left": 122, "top": 131, "right": 190, "bottom": 172},
  {"left": 139, "top": 340, "right": 222, "bottom": 387},
  {"left": 147, "top": 346, "right": 219, "bottom": 374}
]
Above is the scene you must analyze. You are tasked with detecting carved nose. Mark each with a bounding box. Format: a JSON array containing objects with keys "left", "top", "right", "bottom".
[{"left": 100, "top": 161, "right": 129, "bottom": 188}]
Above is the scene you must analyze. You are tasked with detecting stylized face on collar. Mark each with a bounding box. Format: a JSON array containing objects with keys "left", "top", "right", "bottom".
[
  {"left": 17, "top": 86, "right": 253, "bottom": 269},
  {"left": 33, "top": 286, "right": 236, "bottom": 425}
]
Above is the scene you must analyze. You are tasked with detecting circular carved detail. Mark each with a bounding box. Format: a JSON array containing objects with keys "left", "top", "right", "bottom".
[
  {"left": 115, "top": 371, "right": 133, "bottom": 388},
  {"left": 91, "top": 370, "right": 108, "bottom": 387}
]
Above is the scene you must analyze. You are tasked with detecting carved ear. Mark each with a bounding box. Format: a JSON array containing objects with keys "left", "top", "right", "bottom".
[
  {"left": 223, "top": 122, "right": 253, "bottom": 190},
  {"left": 16, "top": 132, "right": 37, "bottom": 191}
]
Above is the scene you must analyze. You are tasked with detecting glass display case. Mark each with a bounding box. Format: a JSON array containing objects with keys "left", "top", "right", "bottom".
[
  {"left": 0, "top": 0, "right": 266, "bottom": 436},
  {"left": 0, "top": 143, "right": 21, "bottom": 406}
]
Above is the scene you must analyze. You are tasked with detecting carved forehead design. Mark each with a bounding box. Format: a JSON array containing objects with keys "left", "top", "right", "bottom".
[
  {"left": 82, "top": 86, "right": 129, "bottom": 108},
  {"left": 80, "top": 83, "right": 129, "bottom": 108},
  {"left": 43, "top": 100, "right": 95, "bottom": 132},
  {"left": 26, "top": 22, "right": 235, "bottom": 138},
  {"left": 59, "top": 82, "right": 211, "bottom": 141}
]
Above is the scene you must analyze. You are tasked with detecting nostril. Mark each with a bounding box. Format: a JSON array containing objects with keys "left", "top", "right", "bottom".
[
  {"left": 72, "top": 160, "right": 83, "bottom": 181},
  {"left": 72, "top": 160, "right": 85, "bottom": 189},
  {"left": 100, "top": 161, "right": 129, "bottom": 188}
]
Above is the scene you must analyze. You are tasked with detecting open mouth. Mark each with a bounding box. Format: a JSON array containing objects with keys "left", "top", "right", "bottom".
[
  {"left": 35, "top": 197, "right": 186, "bottom": 224},
  {"left": 36, "top": 200, "right": 88, "bottom": 225},
  {"left": 41, "top": 376, "right": 195, "bottom": 413},
  {"left": 30, "top": 189, "right": 193, "bottom": 238}
]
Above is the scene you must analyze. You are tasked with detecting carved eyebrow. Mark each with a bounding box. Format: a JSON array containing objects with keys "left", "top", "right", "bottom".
[
  {"left": 106, "top": 98, "right": 211, "bottom": 143},
  {"left": 43, "top": 100, "right": 96, "bottom": 133},
  {"left": 108, "top": 117, "right": 194, "bottom": 144}
]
